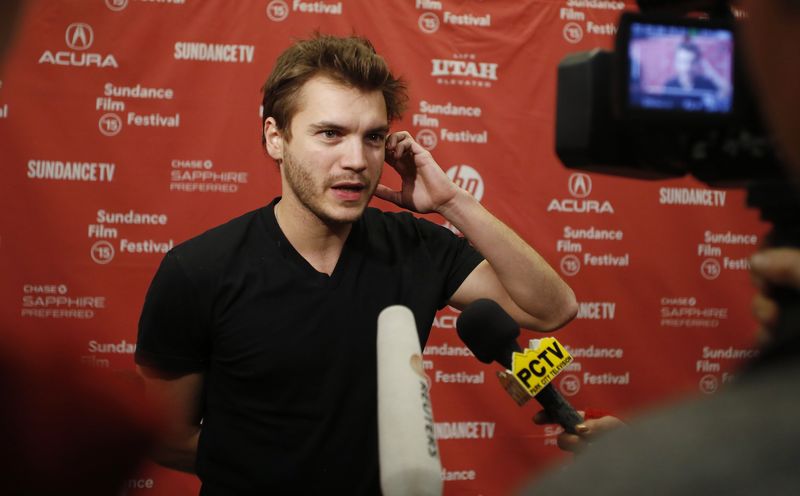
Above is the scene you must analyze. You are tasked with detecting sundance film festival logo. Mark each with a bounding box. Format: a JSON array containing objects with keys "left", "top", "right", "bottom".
[
  {"left": 416, "top": 129, "right": 438, "bottom": 151},
  {"left": 39, "top": 23, "right": 118, "bottom": 68},
  {"left": 98, "top": 113, "right": 122, "bottom": 136},
  {"left": 559, "top": 374, "right": 581, "bottom": 396},
  {"left": 560, "top": 255, "right": 581, "bottom": 277},
  {"left": 419, "top": 13, "right": 440, "bottom": 33},
  {"left": 266, "top": 0, "right": 290, "bottom": 21},
  {"left": 700, "top": 258, "right": 721, "bottom": 280},
  {"left": 563, "top": 22, "right": 584, "bottom": 43},
  {"left": 91, "top": 240, "right": 115, "bottom": 264},
  {"left": 266, "top": 0, "right": 342, "bottom": 21},
  {"left": 699, "top": 374, "right": 719, "bottom": 394}
]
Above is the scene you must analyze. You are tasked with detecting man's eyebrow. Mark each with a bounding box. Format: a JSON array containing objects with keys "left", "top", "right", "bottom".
[
  {"left": 308, "top": 122, "right": 390, "bottom": 135},
  {"left": 308, "top": 121, "right": 347, "bottom": 132},
  {"left": 367, "top": 125, "right": 391, "bottom": 135}
]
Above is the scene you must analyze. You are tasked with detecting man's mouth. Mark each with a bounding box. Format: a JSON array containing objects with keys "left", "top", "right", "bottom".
[
  {"left": 330, "top": 181, "right": 367, "bottom": 200},
  {"left": 331, "top": 182, "right": 367, "bottom": 193}
]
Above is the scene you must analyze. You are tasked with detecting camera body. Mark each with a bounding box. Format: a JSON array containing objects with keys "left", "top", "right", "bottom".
[
  {"left": 555, "top": 2, "right": 800, "bottom": 340},
  {"left": 555, "top": 9, "right": 780, "bottom": 186}
]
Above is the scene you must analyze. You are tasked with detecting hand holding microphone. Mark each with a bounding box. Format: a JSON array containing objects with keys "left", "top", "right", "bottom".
[{"left": 456, "top": 298, "right": 585, "bottom": 434}]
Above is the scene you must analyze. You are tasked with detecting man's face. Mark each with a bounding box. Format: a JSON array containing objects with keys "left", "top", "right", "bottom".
[
  {"left": 272, "top": 76, "right": 389, "bottom": 225},
  {"left": 674, "top": 47, "right": 697, "bottom": 79}
]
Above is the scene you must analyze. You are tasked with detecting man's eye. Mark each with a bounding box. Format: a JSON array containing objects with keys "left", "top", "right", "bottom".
[
  {"left": 321, "top": 130, "right": 339, "bottom": 139},
  {"left": 366, "top": 133, "right": 385, "bottom": 143}
]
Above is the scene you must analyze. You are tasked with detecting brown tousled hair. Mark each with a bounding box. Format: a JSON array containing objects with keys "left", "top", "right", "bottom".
[{"left": 261, "top": 34, "right": 407, "bottom": 143}]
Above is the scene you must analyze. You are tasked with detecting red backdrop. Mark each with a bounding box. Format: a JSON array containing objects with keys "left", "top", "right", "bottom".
[{"left": 0, "top": 0, "right": 767, "bottom": 494}]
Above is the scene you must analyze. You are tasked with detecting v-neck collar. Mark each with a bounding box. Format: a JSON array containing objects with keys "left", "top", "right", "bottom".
[{"left": 261, "top": 198, "right": 360, "bottom": 288}]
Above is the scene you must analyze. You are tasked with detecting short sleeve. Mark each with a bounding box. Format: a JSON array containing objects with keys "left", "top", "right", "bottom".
[
  {"left": 415, "top": 218, "right": 485, "bottom": 308},
  {"left": 135, "top": 251, "right": 210, "bottom": 373}
]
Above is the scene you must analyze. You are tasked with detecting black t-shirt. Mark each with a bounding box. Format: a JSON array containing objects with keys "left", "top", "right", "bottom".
[
  {"left": 135, "top": 198, "right": 484, "bottom": 495},
  {"left": 664, "top": 75, "right": 718, "bottom": 92}
]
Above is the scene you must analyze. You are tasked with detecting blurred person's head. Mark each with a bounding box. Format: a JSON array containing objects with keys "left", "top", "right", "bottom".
[
  {"left": 0, "top": 0, "right": 24, "bottom": 61},
  {"left": 673, "top": 41, "right": 702, "bottom": 80},
  {"left": 742, "top": 0, "right": 800, "bottom": 172}
]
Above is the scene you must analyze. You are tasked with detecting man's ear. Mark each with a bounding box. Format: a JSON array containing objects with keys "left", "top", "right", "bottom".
[{"left": 264, "top": 117, "right": 284, "bottom": 161}]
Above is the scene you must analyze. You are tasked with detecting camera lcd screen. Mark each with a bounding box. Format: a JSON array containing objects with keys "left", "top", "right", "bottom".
[{"left": 627, "top": 22, "right": 734, "bottom": 114}]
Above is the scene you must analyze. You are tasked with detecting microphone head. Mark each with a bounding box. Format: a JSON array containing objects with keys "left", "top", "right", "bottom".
[
  {"left": 377, "top": 305, "right": 443, "bottom": 496},
  {"left": 456, "top": 299, "right": 521, "bottom": 369}
]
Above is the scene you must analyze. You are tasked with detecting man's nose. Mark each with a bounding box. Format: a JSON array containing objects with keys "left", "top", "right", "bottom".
[{"left": 341, "top": 138, "right": 368, "bottom": 172}]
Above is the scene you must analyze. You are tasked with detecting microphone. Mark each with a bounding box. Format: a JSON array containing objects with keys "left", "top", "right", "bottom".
[
  {"left": 377, "top": 305, "right": 443, "bottom": 496},
  {"left": 456, "top": 299, "right": 584, "bottom": 434}
]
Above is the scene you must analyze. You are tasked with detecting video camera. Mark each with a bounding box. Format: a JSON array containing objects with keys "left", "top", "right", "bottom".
[
  {"left": 555, "top": 0, "right": 800, "bottom": 340},
  {"left": 555, "top": 0, "right": 784, "bottom": 187}
]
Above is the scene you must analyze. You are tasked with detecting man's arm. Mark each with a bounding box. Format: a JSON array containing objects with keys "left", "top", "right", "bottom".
[
  {"left": 377, "top": 132, "right": 577, "bottom": 331},
  {"left": 137, "top": 366, "right": 204, "bottom": 473},
  {"left": 442, "top": 192, "right": 577, "bottom": 330}
]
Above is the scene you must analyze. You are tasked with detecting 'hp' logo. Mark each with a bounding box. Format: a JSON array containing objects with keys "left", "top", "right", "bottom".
[
  {"left": 446, "top": 165, "right": 484, "bottom": 201},
  {"left": 66, "top": 23, "right": 94, "bottom": 51},
  {"left": 568, "top": 172, "right": 592, "bottom": 198}
]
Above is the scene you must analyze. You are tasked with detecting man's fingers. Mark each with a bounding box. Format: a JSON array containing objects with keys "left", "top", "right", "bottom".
[
  {"left": 751, "top": 248, "right": 800, "bottom": 287},
  {"left": 385, "top": 131, "right": 410, "bottom": 151},
  {"left": 393, "top": 137, "right": 414, "bottom": 160}
]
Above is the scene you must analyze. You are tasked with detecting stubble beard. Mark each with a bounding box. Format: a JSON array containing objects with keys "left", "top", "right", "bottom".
[{"left": 281, "top": 148, "right": 379, "bottom": 226}]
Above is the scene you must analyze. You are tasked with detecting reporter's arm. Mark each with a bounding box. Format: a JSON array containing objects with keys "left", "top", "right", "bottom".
[
  {"left": 137, "top": 366, "right": 204, "bottom": 473},
  {"left": 750, "top": 248, "right": 800, "bottom": 340}
]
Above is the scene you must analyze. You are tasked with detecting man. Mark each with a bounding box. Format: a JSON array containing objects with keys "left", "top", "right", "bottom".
[
  {"left": 663, "top": 40, "right": 731, "bottom": 111},
  {"left": 664, "top": 42, "right": 718, "bottom": 92},
  {"left": 135, "top": 34, "right": 577, "bottom": 495},
  {"left": 526, "top": 2, "right": 800, "bottom": 494}
]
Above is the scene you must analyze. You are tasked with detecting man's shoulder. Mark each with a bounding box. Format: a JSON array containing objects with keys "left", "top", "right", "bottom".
[
  {"left": 169, "top": 206, "right": 267, "bottom": 270},
  {"left": 694, "top": 75, "right": 718, "bottom": 90}
]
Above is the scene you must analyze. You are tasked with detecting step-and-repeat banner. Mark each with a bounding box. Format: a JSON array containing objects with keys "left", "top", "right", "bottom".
[{"left": 0, "top": 0, "right": 767, "bottom": 494}]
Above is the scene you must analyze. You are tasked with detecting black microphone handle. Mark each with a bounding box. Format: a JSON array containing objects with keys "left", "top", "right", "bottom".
[{"left": 534, "top": 384, "right": 584, "bottom": 435}]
